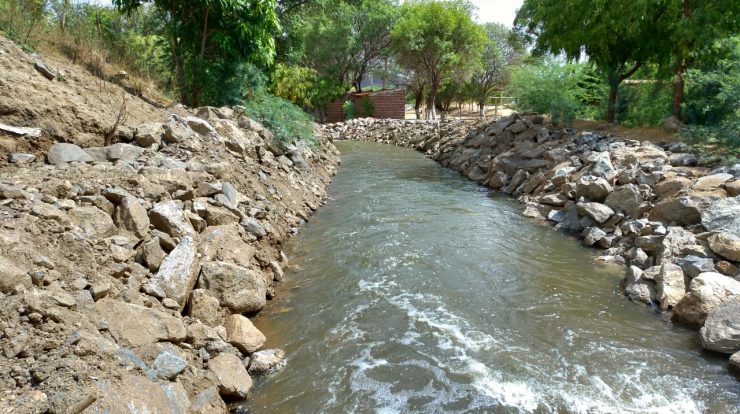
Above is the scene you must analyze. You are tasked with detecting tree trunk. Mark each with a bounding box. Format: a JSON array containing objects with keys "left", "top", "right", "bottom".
[
  {"left": 414, "top": 90, "right": 424, "bottom": 120},
  {"left": 427, "top": 84, "right": 438, "bottom": 120},
  {"left": 170, "top": 36, "right": 188, "bottom": 105},
  {"left": 606, "top": 83, "right": 618, "bottom": 124},
  {"left": 673, "top": 61, "right": 684, "bottom": 119},
  {"left": 478, "top": 100, "right": 486, "bottom": 119}
]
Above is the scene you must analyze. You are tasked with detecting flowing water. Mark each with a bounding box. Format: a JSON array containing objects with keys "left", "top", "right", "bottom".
[{"left": 247, "top": 141, "right": 739, "bottom": 413}]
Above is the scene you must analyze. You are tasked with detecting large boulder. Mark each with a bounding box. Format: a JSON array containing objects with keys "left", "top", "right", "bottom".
[
  {"left": 150, "top": 236, "right": 200, "bottom": 311},
  {"left": 209, "top": 353, "right": 253, "bottom": 399},
  {"left": 575, "top": 176, "right": 612, "bottom": 202},
  {"left": 604, "top": 184, "right": 642, "bottom": 218},
  {"left": 650, "top": 196, "right": 711, "bottom": 226},
  {"left": 656, "top": 227, "right": 697, "bottom": 265},
  {"left": 47, "top": 143, "right": 93, "bottom": 165},
  {"left": 700, "top": 300, "right": 740, "bottom": 354},
  {"left": 114, "top": 196, "right": 149, "bottom": 238},
  {"left": 67, "top": 206, "right": 117, "bottom": 240},
  {"left": 656, "top": 263, "right": 686, "bottom": 311},
  {"left": 701, "top": 196, "right": 740, "bottom": 237},
  {"left": 224, "top": 314, "right": 266, "bottom": 355},
  {"left": 135, "top": 122, "right": 164, "bottom": 147},
  {"left": 198, "top": 261, "right": 266, "bottom": 313},
  {"left": 576, "top": 202, "right": 614, "bottom": 224},
  {"left": 96, "top": 299, "right": 186, "bottom": 347},
  {"left": 672, "top": 272, "right": 740, "bottom": 328},
  {"left": 148, "top": 201, "right": 195, "bottom": 239},
  {"left": 198, "top": 224, "right": 255, "bottom": 268},
  {"left": 624, "top": 265, "right": 656, "bottom": 304},
  {"left": 693, "top": 173, "right": 734, "bottom": 192},
  {"left": 708, "top": 232, "right": 740, "bottom": 262}
]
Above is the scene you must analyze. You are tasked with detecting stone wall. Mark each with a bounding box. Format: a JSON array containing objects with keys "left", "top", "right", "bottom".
[{"left": 322, "top": 114, "right": 740, "bottom": 377}]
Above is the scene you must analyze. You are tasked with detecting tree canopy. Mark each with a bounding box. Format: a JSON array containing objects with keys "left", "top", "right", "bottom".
[{"left": 391, "top": 0, "right": 485, "bottom": 119}]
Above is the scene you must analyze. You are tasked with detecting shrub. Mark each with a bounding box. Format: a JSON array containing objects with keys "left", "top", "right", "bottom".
[
  {"left": 241, "top": 92, "right": 317, "bottom": 150},
  {"left": 508, "top": 62, "right": 586, "bottom": 126},
  {"left": 619, "top": 81, "right": 673, "bottom": 128},
  {"left": 356, "top": 96, "right": 374, "bottom": 118},
  {"left": 342, "top": 100, "right": 355, "bottom": 120}
]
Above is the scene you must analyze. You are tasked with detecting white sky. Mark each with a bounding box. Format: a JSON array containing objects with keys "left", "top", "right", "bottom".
[{"left": 470, "top": 0, "right": 524, "bottom": 27}]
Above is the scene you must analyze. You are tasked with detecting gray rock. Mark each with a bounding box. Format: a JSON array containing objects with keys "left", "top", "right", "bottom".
[
  {"left": 590, "top": 152, "right": 617, "bottom": 180},
  {"left": 107, "top": 143, "right": 145, "bottom": 161},
  {"left": 189, "top": 289, "right": 222, "bottom": 327},
  {"left": 604, "top": 184, "right": 642, "bottom": 218},
  {"left": 675, "top": 255, "right": 716, "bottom": 278},
  {"left": 135, "top": 122, "right": 164, "bottom": 147},
  {"left": 96, "top": 299, "right": 186, "bottom": 347},
  {"left": 651, "top": 196, "right": 711, "bottom": 226},
  {"left": 150, "top": 236, "right": 200, "bottom": 311},
  {"left": 575, "top": 176, "right": 612, "bottom": 202},
  {"left": 624, "top": 265, "right": 656, "bottom": 304},
  {"left": 583, "top": 227, "right": 606, "bottom": 246},
  {"left": 708, "top": 232, "right": 740, "bottom": 262},
  {"left": 242, "top": 217, "right": 267, "bottom": 238},
  {"left": 47, "top": 143, "right": 93, "bottom": 165},
  {"left": 576, "top": 202, "right": 614, "bottom": 224},
  {"left": 702, "top": 196, "right": 740, "bottom": 238},
  {"left": 700, "top": 301, "right": 740, "bottom": 354},
  {"left": 149, "top": 201, "right": 195, "bottom": 239},
  {"left": 9, "top": 153, "right": 36, "bottom": 164},
  {"left": 143, "top": 238, "right": 166, "bottom": 272},
  {"left": 209, "top": 353, "right": 253, "bottom": 398},
  {"left": 488, "top": 171, "right": 507, "bottom": 188},
  {"left": 153, "top": 350, "right": 188, "bottom": 380}
]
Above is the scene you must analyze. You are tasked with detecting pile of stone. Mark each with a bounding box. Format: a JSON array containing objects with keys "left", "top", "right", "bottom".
[
  {"left": 324, "top": 114, "right": 740, "bottom": 377},
  {"left": 0, "top": 106, "right": 339, "bottom": 412}
]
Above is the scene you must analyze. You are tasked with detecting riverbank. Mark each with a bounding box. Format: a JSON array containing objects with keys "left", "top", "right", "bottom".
[
  {"left": 0, "top": 36, "right": 340, "bottom": 412},
  {"left": 322, "top": 115, "right": 740, "bottom": 377}
]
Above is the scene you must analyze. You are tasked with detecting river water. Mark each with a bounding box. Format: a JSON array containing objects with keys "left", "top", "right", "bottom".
[{"left": 247, "top": 141, "right": 739, "bottom": 413}]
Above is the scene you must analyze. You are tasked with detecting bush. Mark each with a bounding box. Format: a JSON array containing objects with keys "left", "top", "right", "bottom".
[
  {"left": 619, "top": 81, "right": 673, "bottom": 127},
  {"left": 356, "top": 96, "right": 374, "bottom": 118},
  {"left": 342, "top": 100, "right": 355, "bottom": 120},
  {"left": 508, "top": 61, "right": 602, "bottom": 126},
  {"left": 242, "top": 92, "right": 317, "bottom": 150}
]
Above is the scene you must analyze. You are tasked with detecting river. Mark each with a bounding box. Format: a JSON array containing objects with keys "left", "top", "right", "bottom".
[{"left": 246, "top": 141, "right": 739, "bottom": 413}]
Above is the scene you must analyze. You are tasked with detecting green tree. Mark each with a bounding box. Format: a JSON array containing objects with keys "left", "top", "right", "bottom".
[
  {"left": 113, "top": 0, "right": 280, "bottom": 106},
  {"left": 271, "top": 64, "right": 317, "bottom": 108},
  {"left": 469, "top": 22, "right": 526, "bottom": 118},
  {"left": 300, "top": 0, "right": 399, "bottom": 92},
  {"left": 392, "top": 0, "right": 486, "bottom": 120},
  {"left": 515, "top": 0, "right": 670, "bottom": 123}
]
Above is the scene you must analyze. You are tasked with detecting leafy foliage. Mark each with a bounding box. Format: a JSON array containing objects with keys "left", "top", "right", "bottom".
[{"left": 271, "top": 63, "right": 317, "bottom": 108}]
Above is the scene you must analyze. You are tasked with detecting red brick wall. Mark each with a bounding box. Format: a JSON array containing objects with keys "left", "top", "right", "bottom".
[{"left": 325, "top": 89, "right": 406, "bottom": 123}]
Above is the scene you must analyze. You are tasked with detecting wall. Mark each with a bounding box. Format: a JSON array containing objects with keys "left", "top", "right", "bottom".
[{"left": 325, "top": 89, "right": 406, "bottom": 123}]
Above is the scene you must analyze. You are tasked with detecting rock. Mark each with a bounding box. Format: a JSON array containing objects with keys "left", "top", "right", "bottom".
[
  {"left": 693, "top": 173, "right": 734, "bottom": 192},
  {"left": 96, "top": 299, "right": 186, "bottom": 347},
  {"left": 624, "top": 265, "right": 656, "bottom": 304},
  {"left": 246, "top": 349, "right": 286, "bottom": 375},
  {"left": 708, "top": 232, "right": 740, "bottom": 262},
  {"left": 189, "top": 289, "right": 222, "bottom": 327},
  {"left": 164, "top": 120, "right": 198, "bottom": 144},
  {"left": 33, "top": 61, "right": 55, "bottom": 80},
  {"left": 198, "top": 224, "right": 255, "bottom": 268},
  {"left": 224, "top": 314, "right": 266, "bottom": 354},
  {"left": 185, "top": 116, "right": 216, "bottom": 136},
  {"left": 661, "top": 115, "right": 682, "bottom": 133},
  {"left": 199, "top": 261, "right": 266, "bottom": 313},
  {"left": 540, "top": 193, "right": 568, "bottom": 207},
  {"left": 700, "top": 301, "right": 740, "bottom": 354},
  {"left": 150, "top": 236, "right": 200, "bottom": 311},
  {"left": 107, "top": 143, "right": 145, "bottom": 161},
  {"left": 149, "top": 201, "right": 195, "bottom": 239},
  {"left": 669, "top": 153, "right": 698, "bottom": 167},
  {"left": 90, "top": 282, "right": 111, "bottom": 300},
  {"left": 725, "top": 181, "right": 740, "bottom": 197},
  {"left": 488, "top": 171, "right": 507, "bottom": 188},
  {"left": 656, "top": 263, "right": 686, "bottom": 311},
  {"left": 114, "top": 196, "right": 149, "bottom": 238},
  {"left": 9, "top": 153, "right": 36, "bottom": 164},
  {"left": 575, "top": 176, "right": 612, "bottom": 202},
  {"left": 604, "top": 184, "right": 642, "bottom": 218},
  {"left": 656, "top": 227, "right": 697, "bottom": 265},
  {"left": 67, "top": 206, "right": 117, "bottom": 240},
  {"left": 47, "top": 143, "right": 93, "bottom": 165},
  {"left": 675, "top": 255, "right": 716, "bottom": 278},
  {"left": 0, "top": 122, "right": 42, "bottom": 138},
  {"left": 701, "top": 196, "right": 740, "bottom": 237},
  {"left": 576, "top": 202, "right": 614, "bottom": 224},
  {"left": 135, "top": 122, "right": 164, "bottom": 147},
  {"left": 583, "top": 227, "right": 607, "bottom": 247},
  {"left": 190, "top": 387, "right": 227, "bottom": 413},
  {"left": 651, "top": 196, "right": 710, "bottom": 226},
  {"left": 730, "top": 351, "right": 740, "bottom": 377},
  {"left": 0, "top": 256, "right": 32, "bottom": 293},
  {"left": 209, "top": 353, "right": 253, "bottom": 398},
  {"left": 654, "top": 176, "right": 692, "bottom": 198},
  {"left": 196, "top": 182, "right": 222, "bottom": 197},
  {"left": 242, "top": 217, "right": 267, "bottom": 238},
  {"left": 152, "top": 350, "right": 188, "bottom": 380},
  {"left": 143, "top": 238, "right": 166, "bottom": 272},
  {"left": 590, "top": 152, "right": 617, "bottom": 180},
  {"left": 672, "top": 272, "right": 740, "bottom": 328},
  {"left": 270, "top": 261, "right": 284, "bottom": 282}
]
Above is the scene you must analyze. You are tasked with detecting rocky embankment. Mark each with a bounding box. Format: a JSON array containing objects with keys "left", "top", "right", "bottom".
[
  {"left": 323, "top": 115, "right": 740, "bottom": 377},
  {"left": 0, "top": 103, "right": 339, "bottom": 412}
]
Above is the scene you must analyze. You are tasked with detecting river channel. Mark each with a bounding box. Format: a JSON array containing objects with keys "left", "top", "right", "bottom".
[{"left": 247, "top": 141, "right": 739, "bottom": 413}]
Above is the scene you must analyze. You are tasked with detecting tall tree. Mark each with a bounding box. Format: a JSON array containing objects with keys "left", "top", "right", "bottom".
[
  {"left": 392, "top": 0, "right": 485, "bottom": 120},
  {"left": 515, "top": 0, "right": 670, "bottom": 123},
  {"left": 469, "top": 22, "right": 526, "bottom": 118},
  {"left": 113, "top": 0, "right": 280, "bottom": 106},
  {"left": 300, "top": 0, "right": 399, "bottom": 92}
]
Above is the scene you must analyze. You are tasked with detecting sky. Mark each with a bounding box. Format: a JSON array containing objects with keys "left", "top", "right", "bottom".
[{"left": 470, "top": 0, "right": 524, "bottom": 27}]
